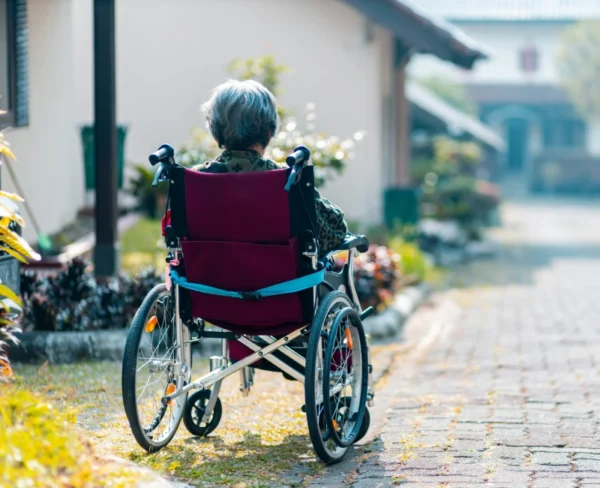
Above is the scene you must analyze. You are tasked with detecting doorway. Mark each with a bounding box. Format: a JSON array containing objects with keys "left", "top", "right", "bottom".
[{"left": 505, "top": 118, "right": 530, "bottom": 172}]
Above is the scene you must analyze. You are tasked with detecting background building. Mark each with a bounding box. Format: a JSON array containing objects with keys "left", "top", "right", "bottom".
[{"left": 410, "top": 0, "right": 600, "bottom": 194}]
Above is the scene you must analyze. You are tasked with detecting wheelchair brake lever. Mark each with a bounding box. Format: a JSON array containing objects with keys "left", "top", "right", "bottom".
[
  {"left": 284, "top": 163, "right": 305, "bottom": 192},
  {"left": 152, "top": 163, "right": 166, "bottom": 187}
]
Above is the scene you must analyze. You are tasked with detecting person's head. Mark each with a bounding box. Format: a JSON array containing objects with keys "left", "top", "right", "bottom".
[{"left": 202, "top": 79, "right": 279, "bottom": 153}]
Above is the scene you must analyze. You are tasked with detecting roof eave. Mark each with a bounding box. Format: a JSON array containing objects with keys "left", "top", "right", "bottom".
[
  {"left": 407, "top": 81, "right": 506, "bottom": 151},
  {"left": 343, "top": 0, "right": 491, "bottom": 69}
]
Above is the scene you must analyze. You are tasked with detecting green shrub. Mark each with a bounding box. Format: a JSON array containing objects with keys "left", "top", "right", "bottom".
[
  {"left": 411, "top": 135, "right": 500, "bottom": 239},
  {"left": 128, "top": 164, "right": 169, "bottom": 218},
  {"left": 388, "top": 238, "right": 429, "bottom": 283},
  {"left": 0, "top": 388, "right": 143, "bottom": 487}
]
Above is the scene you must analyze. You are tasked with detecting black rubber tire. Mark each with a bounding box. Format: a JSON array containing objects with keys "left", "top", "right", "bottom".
[
  {"left": 305, "top": 291, "right": 354, "bottom": 464},
  {"left": 329, "top": 397, "right": 371, "bottom": 443},
  {"left": 322, "top": 307, "right": 369, "bottom": 448},
  {"left": 122, "top": 284, "right": 187, "bottom": 452},
  {"left": 356, "top": 405, "right": 371, "bottom": 443},
  {"left": 183, "top": 389, "right": 223, "bottom": 437}
]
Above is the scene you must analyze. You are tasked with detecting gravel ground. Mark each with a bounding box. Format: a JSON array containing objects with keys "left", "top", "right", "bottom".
[{"left": 14, "top": 343, "right": 404, "bottom": 487}]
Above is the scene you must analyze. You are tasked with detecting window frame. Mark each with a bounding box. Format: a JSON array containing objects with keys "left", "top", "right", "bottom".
[
  {"left": 519, "top": 44, "right": 539, "bottom": 74},
  {"left": 0, "top": 0, "right": 27, "bottom": 130}
]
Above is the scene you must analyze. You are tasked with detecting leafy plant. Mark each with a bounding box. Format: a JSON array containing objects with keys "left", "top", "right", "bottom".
[
  {"left": 0, "top": 388, "right": 143, "bottom": 486},
  {"left": 388, "top": 238, "right": 428, "bottom": 283},
  {"left": 177, "top": 55, "right": 365, "bottom": 187},
  {"left": 557, "top": 20, "right": 600, "bottom": 120},
  {"left": 0, "top": 129, "right": 40, "bottom": 380},
  {"left": 411, "top": 136, "right": 499, "bottom": 240},
  {"left": 20, "top": 259, "right": 162, "bottom": 332},
  {"left": 333, "top": 245, "right": 404, "bottom": 312},
  {"left": 128, "top": 164, "right": 169, "bottom": 218},
  {"left": 228, "top": 54, "right": 289, "bottom": 119}
]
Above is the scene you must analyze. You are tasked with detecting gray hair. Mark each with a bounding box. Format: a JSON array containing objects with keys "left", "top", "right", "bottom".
[{"left": 202, "top": 79, "right": 279, "bottom": 150}]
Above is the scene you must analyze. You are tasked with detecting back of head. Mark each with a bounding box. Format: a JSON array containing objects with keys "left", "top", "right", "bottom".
[{"left": 202, "top": 79, "right": 279, "bottom": 151}]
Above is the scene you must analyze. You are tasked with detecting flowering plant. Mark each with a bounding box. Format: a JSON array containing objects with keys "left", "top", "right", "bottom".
[{"left": 334, "top": 245, "right": 403, "bottom": 312}]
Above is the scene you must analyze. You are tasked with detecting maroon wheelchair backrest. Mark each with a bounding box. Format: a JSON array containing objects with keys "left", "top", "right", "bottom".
[
  {"left": 178, "top": 168, "right": 291, "bottom": 242},
  {"left": 168, "top": 166, "right": 317, "bottom": 335}
]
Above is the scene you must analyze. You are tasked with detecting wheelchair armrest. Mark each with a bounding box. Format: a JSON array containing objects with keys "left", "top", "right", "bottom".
[{"left": 325, "top": 234, "right": 370, "bottom": 259}]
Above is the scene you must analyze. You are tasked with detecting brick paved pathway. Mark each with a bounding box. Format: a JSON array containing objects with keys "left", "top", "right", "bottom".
[{"left": 316, "top": 199, "right": 600, "bottom": 488}]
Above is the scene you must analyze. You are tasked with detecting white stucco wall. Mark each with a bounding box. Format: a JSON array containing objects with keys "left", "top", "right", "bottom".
[
  {"left": 4, "top": 0, "right": 83, "bottom": 241},
  {"left": 70, "top": 0, "right": 390, "bottom": 225},
  {"left": 408, "top": 21, "right": 571, "bottom": 85}
]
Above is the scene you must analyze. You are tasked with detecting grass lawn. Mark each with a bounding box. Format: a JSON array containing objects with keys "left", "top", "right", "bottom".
[
  {"left": 120, "top": 217, "right": 164, "bottom": 274},
  {"left": 12, "top": 343, "right": 403, "bottom": 487}
]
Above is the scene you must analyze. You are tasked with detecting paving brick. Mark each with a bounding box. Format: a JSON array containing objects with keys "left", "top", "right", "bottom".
[
  {"left": 489, "top": 468, "right": 533, "bottom": 484},
  {"left": 531, "top": 452, "right": 572, "bottom": 466},
  {"left": 533, "top": 478, "right": 577, "bottom": 488},
  {"left": 313, "top": 203, "right": 600, "bottom": 487},
  {"left": 574, "top": 459, "right": 600, "bottom": 472}
]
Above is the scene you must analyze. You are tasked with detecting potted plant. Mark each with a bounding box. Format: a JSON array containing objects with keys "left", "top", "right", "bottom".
[{"left": 128, "top": 164, "right": 169, "bottom": 219}]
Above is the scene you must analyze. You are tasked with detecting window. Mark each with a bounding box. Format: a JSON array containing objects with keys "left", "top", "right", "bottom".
[
  {"left": 519, "top": 44, "right": 538, "bottom": 73},
  {"left": 0, "top": 0, "right": 8, "bottom": 112},
  {"left": 542, "top": 118, "right": 586, "bottom": 148},
  {"left": 0, "top": 0, "right": 28, "bottom": 129}
]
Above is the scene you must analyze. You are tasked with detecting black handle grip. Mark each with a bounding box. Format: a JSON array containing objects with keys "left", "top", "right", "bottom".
[
  {"left": 149, "top": 144, "right": 175, "bottom": 166},
  {"left": 286, "top": 145, "right": 311, "bottom": 168}
]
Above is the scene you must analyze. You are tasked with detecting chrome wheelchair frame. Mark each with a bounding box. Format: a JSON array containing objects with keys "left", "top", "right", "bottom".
[{"left": 122, "top": 144, "right": 375, "bottom": 464}]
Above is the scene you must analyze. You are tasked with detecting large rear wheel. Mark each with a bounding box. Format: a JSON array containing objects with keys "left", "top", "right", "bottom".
[
  {"left": 306, "top": 291, "right": 369, "bottom": 464},
  {"left": 322, "top": 307, "right": 368, "bottom": 448},
  {"left": 122, "top": 284, "right": 191, "bottom": 452}
]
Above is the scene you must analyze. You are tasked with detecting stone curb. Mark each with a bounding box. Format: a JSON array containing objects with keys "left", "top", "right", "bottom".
[
  {"left": 10, "top": 284, "right": 430, "bottom": 364},
  {"left": 9, "top": 328, "right": 221, "bottom": 364},
  {"left": 361, "top": 283, "right": 430, "bottom": 341}
]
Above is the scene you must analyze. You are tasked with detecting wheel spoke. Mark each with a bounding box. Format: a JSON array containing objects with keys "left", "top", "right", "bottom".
[{"left": 125, "top": 288, "right": 188, "bottom": 448}]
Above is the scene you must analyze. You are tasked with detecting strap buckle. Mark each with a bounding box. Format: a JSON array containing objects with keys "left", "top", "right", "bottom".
[{"left": 239, "top": 291, "right": 264, "bottom": 301}]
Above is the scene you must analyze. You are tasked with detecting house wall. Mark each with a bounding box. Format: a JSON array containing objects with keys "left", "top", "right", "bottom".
[
  {"left": 4, "top": 0, "right": 83, "bottom": 242},
  {"left": 70, "top": 0, "right": 391, "bottom": 226},
  {"left": 408, "top": 21, "right": 570, "bottom": 85}
]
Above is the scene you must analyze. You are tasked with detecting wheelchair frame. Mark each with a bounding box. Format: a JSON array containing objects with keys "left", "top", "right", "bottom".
[
  {"left": 123, "top": 143, "right": 375, "bottom": 462},
  {"left": 161, "top": 246, "right": 375, "bottom": 417}
]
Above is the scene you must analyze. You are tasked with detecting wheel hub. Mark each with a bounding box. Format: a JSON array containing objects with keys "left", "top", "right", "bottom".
[{"left": 149, "top": 360, "right": 172, "bottom": 374}]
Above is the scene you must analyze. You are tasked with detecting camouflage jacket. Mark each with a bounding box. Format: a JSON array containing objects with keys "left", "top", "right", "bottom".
[{"left": 193, "top": 150, "right": 348, "bottom": 255}]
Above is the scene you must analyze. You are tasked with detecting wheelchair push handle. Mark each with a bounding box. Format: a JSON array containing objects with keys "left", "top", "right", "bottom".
[
  {"left": 149, "top": 144, "right": 175, "bottom": 166},
  {"left": 286, "top": 145, "right": 311, "bottom": 168}
]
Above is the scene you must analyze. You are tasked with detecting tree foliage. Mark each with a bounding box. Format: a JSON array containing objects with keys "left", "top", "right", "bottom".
[{"left": 557, "top": 20, "right": 600, "bottom": 120}]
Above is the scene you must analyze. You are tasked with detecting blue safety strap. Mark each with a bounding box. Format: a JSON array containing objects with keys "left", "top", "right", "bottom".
[{"left": 171, "top": 268, "right": 326, "bottom": 300}]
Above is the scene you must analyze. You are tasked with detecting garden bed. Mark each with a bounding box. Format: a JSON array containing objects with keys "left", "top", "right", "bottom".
[{"left": 10, "top": 215, "right": 439, "bottom": 363}]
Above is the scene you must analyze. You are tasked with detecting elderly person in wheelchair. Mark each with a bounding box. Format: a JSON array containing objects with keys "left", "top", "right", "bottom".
[
  {"left": 121, "top": 80, "right": 374, "bottom": 464},
  {"left": 194, "top": 79, "right": 348, "bottom": 257}
]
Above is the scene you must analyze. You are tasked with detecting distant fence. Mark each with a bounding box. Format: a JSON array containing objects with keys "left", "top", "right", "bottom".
[{"left": 530, "top": 151, "right": 600, "bottom": 194}]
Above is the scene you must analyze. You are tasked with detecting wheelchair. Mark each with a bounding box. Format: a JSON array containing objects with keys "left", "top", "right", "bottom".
[{"left": 121, "top": 143, "right": 375, "bottom": 464}]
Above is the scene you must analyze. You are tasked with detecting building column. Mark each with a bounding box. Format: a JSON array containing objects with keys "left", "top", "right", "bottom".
[
  {"left": 587, "top": 119, "right": 600, "bottom": 157},
  {"left": 93, "top": 0, "right": 119, "bottom": 277},
  {"left": 394, "top": 40, "right": 412, "bottom": 185}
]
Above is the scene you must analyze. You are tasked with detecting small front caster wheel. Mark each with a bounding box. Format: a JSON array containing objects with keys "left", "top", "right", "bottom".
[{"left": 183, "top": 389, "right": 222, "bottom": 437}]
